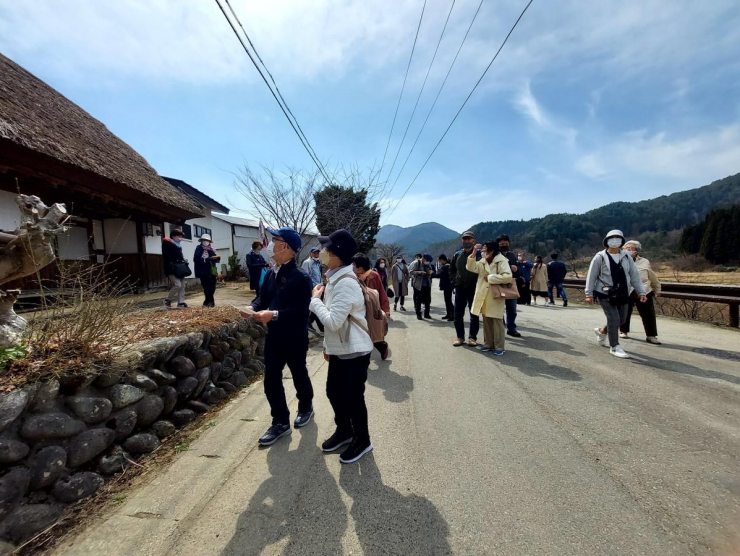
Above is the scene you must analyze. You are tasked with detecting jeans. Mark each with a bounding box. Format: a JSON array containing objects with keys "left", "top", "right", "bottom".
[
  {"left": 443, "top": 288, "right": 454, "bottom": 318},
  {"left": 200, "top": 275, "right": 216, "bottom": 307},
  {"left": 454, "top": 286, "right": 479, "bottom": 340},
  {"left": 548, "top": 282, "right": 568, "bottom": 303},
  {"left": 620, "top": 292, "right": 658, "bottom": 337},
  {"left": 600, "top": 301, "right": 629, "bottom": 347},
  {"left": 167, "top": 275, "right": 186, "bottom": 305},
  {"left": 263, "top": 334, "right": 313, "bottom": 425},
  {"left": 504, "top": 298, "right": 518, "bottom": 332},
  {"left": 326, "top": 354, "right": 371, "bottom": 443},
  {"left": 413, "top": 286, "right": 432, "bottom": 316}
]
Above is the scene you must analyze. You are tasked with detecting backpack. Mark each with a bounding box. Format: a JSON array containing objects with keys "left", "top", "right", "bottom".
[{"left": 336, "top": 274, "right": 388, "bottom": 343}]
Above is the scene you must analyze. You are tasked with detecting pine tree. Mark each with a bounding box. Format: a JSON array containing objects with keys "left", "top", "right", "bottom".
[{"left": 700, "top": 214, "right": 719, "bottom": 263}]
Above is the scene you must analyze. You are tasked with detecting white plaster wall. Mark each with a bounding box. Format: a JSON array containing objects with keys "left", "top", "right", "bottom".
[
  {"left": 0, "top": 190, "right": 21, "bottom": 231},
  {"left": 144, "top": 224, "right": 163, "bottom": 255},
  {"left": 92, "top": 220, "right": 104, "bottom": 251},
  {"left": 57, "top": 225, "right": 91, "bottom": 260},
  {"left": 103, "top": 219, "right": 138, "bottom": 254}
]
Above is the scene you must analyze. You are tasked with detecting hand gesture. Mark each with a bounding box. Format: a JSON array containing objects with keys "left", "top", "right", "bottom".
[
  {"left": 639, "top": 294, "right": 648, "bottom": 303},
  {"left": 253, "top": 311, "right": 273, "bottom": 323},
  {"left": 312, "top": 284, "right": 325, "bottom": 299},
  {"left": 586, "top": 297, "right": 594, "bottom": 305}
]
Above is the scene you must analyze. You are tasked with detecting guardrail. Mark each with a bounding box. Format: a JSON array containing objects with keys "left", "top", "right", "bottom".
[{"left": 561, "top": 278, "right": 740, "bottom": 328}]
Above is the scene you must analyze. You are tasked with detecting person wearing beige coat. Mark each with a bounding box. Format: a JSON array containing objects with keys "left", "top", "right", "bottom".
[
  {"left": 466, "top": 240, "right": 512, "bottom": 354},
  {"left": 529, "top": 256, "right": 549, "bottom": 305}
]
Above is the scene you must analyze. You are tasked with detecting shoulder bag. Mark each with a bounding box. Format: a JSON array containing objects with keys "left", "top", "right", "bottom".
[{"left": 490, "top": 260, "right": 519, "bottom": 300}]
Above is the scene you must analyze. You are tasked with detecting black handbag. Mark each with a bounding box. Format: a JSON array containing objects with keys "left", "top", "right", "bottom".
[
  {"left": 173, "top": 261, "right": 192, "bottom": 279},
  {"left": 387, "top": 287, "right": 395, "bottom": 299}
]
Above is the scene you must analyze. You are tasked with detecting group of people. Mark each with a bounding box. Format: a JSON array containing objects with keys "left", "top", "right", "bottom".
[{"left": 159, "top": 223, "right": 664, "bottom": 464}]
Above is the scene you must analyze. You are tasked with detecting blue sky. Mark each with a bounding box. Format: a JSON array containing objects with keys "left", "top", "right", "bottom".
[{"left": 1, "top": 0, "right": 739, "bottom": 233}]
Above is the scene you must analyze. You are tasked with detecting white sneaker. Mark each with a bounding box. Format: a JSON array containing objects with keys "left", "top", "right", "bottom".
[
  {"left": 593, "top": 328, "right": 608, "bottom": 347},
  {"left": 610, "top": 345, "right": 629, "bottom": 358},
  {"left": 619, "top": 332, "right": 629, "bottom": 339},
  {"left": 545, "top": 301, "right": 555, "bottom": 306}
]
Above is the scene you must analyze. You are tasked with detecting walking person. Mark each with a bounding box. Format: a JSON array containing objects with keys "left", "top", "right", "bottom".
[
  {"left": 373, "top": 258, "right": 389, "bottom": 290},
  {"left": 246, "top": 241, "right": 268, "bottom": 297},
  {"left": 162, "top": 228, "right": 188, "bottom": 308},
  {"left": 496, "top": 235, "right": 521, "bottom": 337},
  {"left": 546, "top": 253, "right": 568, "bottom": 307},
  {"left": 516, "top": 253, "right": 534, "bottom": 306},
  {"left": 450, "top": 230, "right": 481, "bottom": 347},
  {"left": 193, "top": 234, "right": 220, "bottom": 307},
  {"left": 302, "top": 247, "right": 325, "bottom": 335},
  {"left": 437, "top": 254, "right": 455, "bottom": 320},
  {"left": 310, "top": 229, "right": 375, "bottom": 464},
  {"left": 586, "top": 229, "right": 648, "bottom": 358},
  {"left": 408, "top": 253, "right": 434, "bottom": 320},
  {"left": 467, "top": 240, "right": 512, "bottom": 355},
  {"left": 391, "top": 256, "right": 410, "bottom": 311},
  {"left": 530, "top": 256, "right": 549, "bottom": 306},
  {"left": 353, "top": 253, "right": 390, "bottom": 360},
  {"left": 242, "top": 227, "right": 314, "bottom": 446},
  {"left": 620, "top": 240, "right": 662, "bottom": 344}
]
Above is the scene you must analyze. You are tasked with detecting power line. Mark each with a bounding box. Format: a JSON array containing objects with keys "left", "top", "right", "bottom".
[
  {"left": 382, "top": 0, "right": 457, "bottom": 193},
  {"left": 214, "top": 0, "right": 332, "bottom": 184},
  {"left": 387, "top": 0, "right": 486, "bottom": 196},
  {"left": 385, "top": 0, "right": 534, "bottom": 219},
  {"left": 378, "top": 0, "right": 428, "bottom": 178}
]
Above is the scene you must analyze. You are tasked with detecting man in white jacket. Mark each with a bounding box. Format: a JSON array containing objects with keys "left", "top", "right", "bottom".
[{"left": 310, "top": 229, "right": 375, "bottom": 464}]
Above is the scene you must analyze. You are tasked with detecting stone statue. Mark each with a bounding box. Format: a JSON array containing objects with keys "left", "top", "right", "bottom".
[{"left": 0, "top": 195, "right": 68, "bottom": 347}]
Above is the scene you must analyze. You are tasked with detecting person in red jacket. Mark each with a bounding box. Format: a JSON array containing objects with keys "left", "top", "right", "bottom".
[{"left": 352, "top": 253, "right": 390, "bottom": 360}]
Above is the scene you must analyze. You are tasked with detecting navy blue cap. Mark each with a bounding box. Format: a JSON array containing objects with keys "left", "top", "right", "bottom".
[
  {"left": 310, "top": 247, "right": 320, "bottom": 253},
  {"left": 267, "top": 227, "right": 302, "bottom": 253}
]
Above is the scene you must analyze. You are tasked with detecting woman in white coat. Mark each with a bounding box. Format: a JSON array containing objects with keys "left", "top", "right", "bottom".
[
  {"left": 310, "top": 229, "right": 375, "bottom": 464},
  {"left": 466, "top": 240, "right": 512, "bottom": 355}
]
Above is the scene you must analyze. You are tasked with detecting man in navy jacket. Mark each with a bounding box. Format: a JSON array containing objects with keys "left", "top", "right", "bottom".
[
  {"left": 244, "top": 227, "right": 314, "bottom": 446},
  {"left": 547, "top": 252, "right": 568, "bottom": 307}
]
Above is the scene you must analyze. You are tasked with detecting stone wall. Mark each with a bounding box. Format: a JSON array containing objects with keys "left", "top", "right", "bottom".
[{"left": 0, "top": 317, "right": 265, "bottom": 552}]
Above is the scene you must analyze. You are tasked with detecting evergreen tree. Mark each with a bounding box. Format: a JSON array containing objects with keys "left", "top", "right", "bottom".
[
  {"left": 700, "top": 215, "right": 719, "bottom": 263},
  {"left": 314, "top": 185, "right": 381, "bottom": 254}
]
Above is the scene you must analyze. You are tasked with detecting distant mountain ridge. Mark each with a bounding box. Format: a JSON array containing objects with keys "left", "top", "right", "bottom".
[
  {"left": 376, "top": 222, "right": 459, "bottom": 256},
  {"left": 424, "top": 172, "right": 740, "bottom": 259}
]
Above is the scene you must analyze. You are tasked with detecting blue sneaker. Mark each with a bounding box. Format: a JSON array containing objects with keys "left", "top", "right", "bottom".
[
  {"left": 492, "top": 350, "right": 505, "bottom": 356},
  {"left": 477, "top": 346, "right": 492, "bottom": 352}
]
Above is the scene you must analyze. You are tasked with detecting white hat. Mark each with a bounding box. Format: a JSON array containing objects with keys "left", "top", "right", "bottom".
[
  {"left": 199, "top": 234, "right": 212, "bottom": 242},
  {"left": 603, "top": 229, "right": 625, "bottom": 248}
]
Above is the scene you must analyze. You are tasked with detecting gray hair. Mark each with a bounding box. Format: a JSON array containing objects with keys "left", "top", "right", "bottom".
[{"left": 624, "top": 240, "right": 642, "bottom": 251}]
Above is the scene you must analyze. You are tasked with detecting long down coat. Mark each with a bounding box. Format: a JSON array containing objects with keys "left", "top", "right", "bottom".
[{"left": 466, "top": 253, "right": 512, "bottom": 319}]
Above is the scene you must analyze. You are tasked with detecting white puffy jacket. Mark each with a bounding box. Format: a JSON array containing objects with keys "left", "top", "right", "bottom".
[{"left": 310, "top": 265, "right": 373, "bottom": 356}]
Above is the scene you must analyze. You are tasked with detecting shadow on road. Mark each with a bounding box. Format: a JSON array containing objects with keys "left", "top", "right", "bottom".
[
  {"left": 631, "top": 352, "right": 740, "bottom": 385},
  {"left": 339, "top": 455, "right": 452, "bottom": 556},
  {"left": 368, "top": 358, "right": 414, "bottom": 403},
  {"left": 517, "top": 325, "right": 566, "bottom": 339},
  {"left": 221, "top": 421, "right": 347, "bottom": 556},
  {"left": 508, "top": 336, "right": 586, "bottom": 357},
  {"left": 388, "top": 317, "right": 408, "bottom": 329},
  {"left": 474, "top": 348, "right": 582, "bottom": 381},
  {"left": 658, "top": 343, "right": 740, "bottom": 363}
]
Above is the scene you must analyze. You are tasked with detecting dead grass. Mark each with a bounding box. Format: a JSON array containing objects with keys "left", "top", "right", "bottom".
[{"left": 125, "top": 305, "right": 245, "bottom": 343}]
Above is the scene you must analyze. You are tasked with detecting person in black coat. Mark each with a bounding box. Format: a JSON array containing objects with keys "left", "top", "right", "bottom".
[
  {"left": 246, "top": 241, "right": 268, "bottom": 296},
  {"left": 242, "top": 227, "right": 314, "bottom": 447},
  {"left": 193, "top": 234, "right": 220, "bottom": 307},
  {"left": 162, "top": 229, "right": 188, "bottom": 308},
  {"left": 547, "top": 252, "right": 568, "bottom": 306},
  {"left": 437, "top": 254, "right": 454, "bottom": 321}
]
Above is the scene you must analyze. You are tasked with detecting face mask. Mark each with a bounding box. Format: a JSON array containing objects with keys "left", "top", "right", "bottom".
[
  {"left": 264, "top": 242, "right": 276, "bottom": 261},
  {"left": 201, "top": 241, "right": 211, "bottom": 247},
  {"left": 319, "top": 248, "right": 332, "bottom": 266},
  {"left": 607, "top": 238, "right": 622, "bottom": 248},
  {"left": 517, "top": 256, "right": 523, "bottom": 262},
  {"left": 500, "top": 245, "right": 509, "bottom": 253},
  {"left": 462, "top": 242, "right": 474, "bottom": 250},
  {"left": 379, "top": 263, "right": 385, "bottom": 269},
  {"left": 172, "top": 237, "right": 181, "bottom": 245}
]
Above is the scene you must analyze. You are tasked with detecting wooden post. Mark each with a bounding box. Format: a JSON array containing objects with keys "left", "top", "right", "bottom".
[{"left": 730, "top": 303, "right": 739, "bottom": 328}]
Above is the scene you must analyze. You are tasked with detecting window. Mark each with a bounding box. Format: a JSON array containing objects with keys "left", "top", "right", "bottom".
[
  {"left": 170, "top": 223, "right": 192, "bottom": 240},
  {"left": 194, "top": 225, "right": 212, "bottom": 238},
  {"left": 144, "top": 223, "right": 154, "bottom": 237}
]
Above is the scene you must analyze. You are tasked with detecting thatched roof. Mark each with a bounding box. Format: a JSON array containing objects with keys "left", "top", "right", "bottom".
[{"left": 0, "top": 53, "right": 203, "bottom": 219}]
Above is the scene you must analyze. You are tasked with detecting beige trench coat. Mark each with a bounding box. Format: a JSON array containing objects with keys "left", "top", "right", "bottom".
[
  {"left": 530, "top": 263, "right": 549, "bottom": 293},
  {"left": 466, "top": 253, "right": 512, "bottom": 319}
]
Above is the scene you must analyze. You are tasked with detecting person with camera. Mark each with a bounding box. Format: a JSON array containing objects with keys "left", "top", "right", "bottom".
[
  {"left": 585, "top": 230, "right": 647, "bottom": 358},
  {"left": 193, "top": 233, "right": 220, "bottom": 307}
]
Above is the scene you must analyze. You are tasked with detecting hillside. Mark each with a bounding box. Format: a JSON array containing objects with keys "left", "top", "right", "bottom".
[
  {"left": 376, "top": 222, "right": 458, "bottom": 256},
  {"left": 424, "top": 172, "right": 740, "bottom": 259}
]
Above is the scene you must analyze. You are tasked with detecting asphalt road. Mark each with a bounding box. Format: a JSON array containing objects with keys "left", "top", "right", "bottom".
[{"left": 57, "top": 291, "right": 740, "bottom": 556}]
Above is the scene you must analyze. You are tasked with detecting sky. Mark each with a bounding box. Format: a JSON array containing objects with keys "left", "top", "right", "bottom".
[{"left": 1, "top": 0, "right": 739, "bottom": 234}]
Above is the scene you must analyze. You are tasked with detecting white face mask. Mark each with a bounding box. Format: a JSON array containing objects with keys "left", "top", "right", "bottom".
[
  {"left": 201, "top": 240, "right": 211, "bottom": 246},
  {"left": 319, "top": 248, "right": 332, "bottom": 266},
  {"left": 264, "top": 242, "right": 275, "bottom": 261},
  {"left": 607, "top": 238, "right": 622, "bottom": 248},
  {"left": 379, "top": 263, "right": 385, "bottom": 269}
]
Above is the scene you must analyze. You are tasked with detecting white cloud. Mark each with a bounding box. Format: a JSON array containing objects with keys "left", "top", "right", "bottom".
[
  {"left": 513, "top": 82, "right": 578, "bottom": 147},
  {"left": 574, "top": 154, "right": 609, "bottom": 180}
]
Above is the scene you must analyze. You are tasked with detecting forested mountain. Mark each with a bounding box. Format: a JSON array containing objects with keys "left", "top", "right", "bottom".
[
  {"left": 376, "top": 222, "right": 458, "bottom": 256},
  {"left": 425, "top": 173, "right": 740, "bottom": 259},
  {"left": 680, "top": 205, "right": 740, "bottom": 263}
]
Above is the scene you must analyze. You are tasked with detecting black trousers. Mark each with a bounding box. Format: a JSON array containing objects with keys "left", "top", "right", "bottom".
[
  {"left": 413, "top": 286, "right": 432, "bottom": 316},
  {"left": 200, "top": 275, "right": 217, "bottom": 306},
  {"left": 326, "top": 354, "right": 371, "bottom": 443},
  {"left": 263, "top": 334, "right": 313, "bottom": 425},
  {"left": 517, "top": 279, "right": 531, "bottom": 305},
  {"left": 620, "top": 292, "right": 658, "bottom": 337},
  {"left": 443, "top": 288, "right": 454, "bottom": 317},
  {"left": 394, "top": 294, "right": 406, "bottom": 308},
  {"left": 308, "top": 311, "right": 324, "bottom": 332}
]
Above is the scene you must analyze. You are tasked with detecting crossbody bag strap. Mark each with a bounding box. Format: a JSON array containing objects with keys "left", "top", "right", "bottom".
[{"left": 334, "top": 273, "right": 368, "bottom": 343}]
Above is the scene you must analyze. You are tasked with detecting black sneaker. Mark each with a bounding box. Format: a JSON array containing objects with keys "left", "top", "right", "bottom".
[
  {"left": 507, "top": 330, "right": 521, "bottom": 337},
  {"left": 339, "top": 439, "right": 373, "bottom": 464},
  {"left": 400, "top": 306, "right": 407, "bottom": 311},
  {"left": 258, "top": 423, "right": 291, "bottom": 446},
  {"left": 322, "top": 430, "right": 353, "bottom": 452},
  {"left": 177, "top": 302, "right": 188, "bottom": 308},
  {"left": 423, "top": 314, "right": 432, "bottom": 319},
  {"left": 164, "top": 298, "right": 171, "bottom": 307},
  {"left": 563, "top": 300, "right": 568, "bottom": 307},
  {"left": 294, "top": 409, "right": 314, "bottom": 428}
]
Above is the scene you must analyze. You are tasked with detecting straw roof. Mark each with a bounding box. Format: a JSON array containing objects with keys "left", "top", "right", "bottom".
[{"left": 0, "top": 53, "right": 203, "bottom": 218}]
